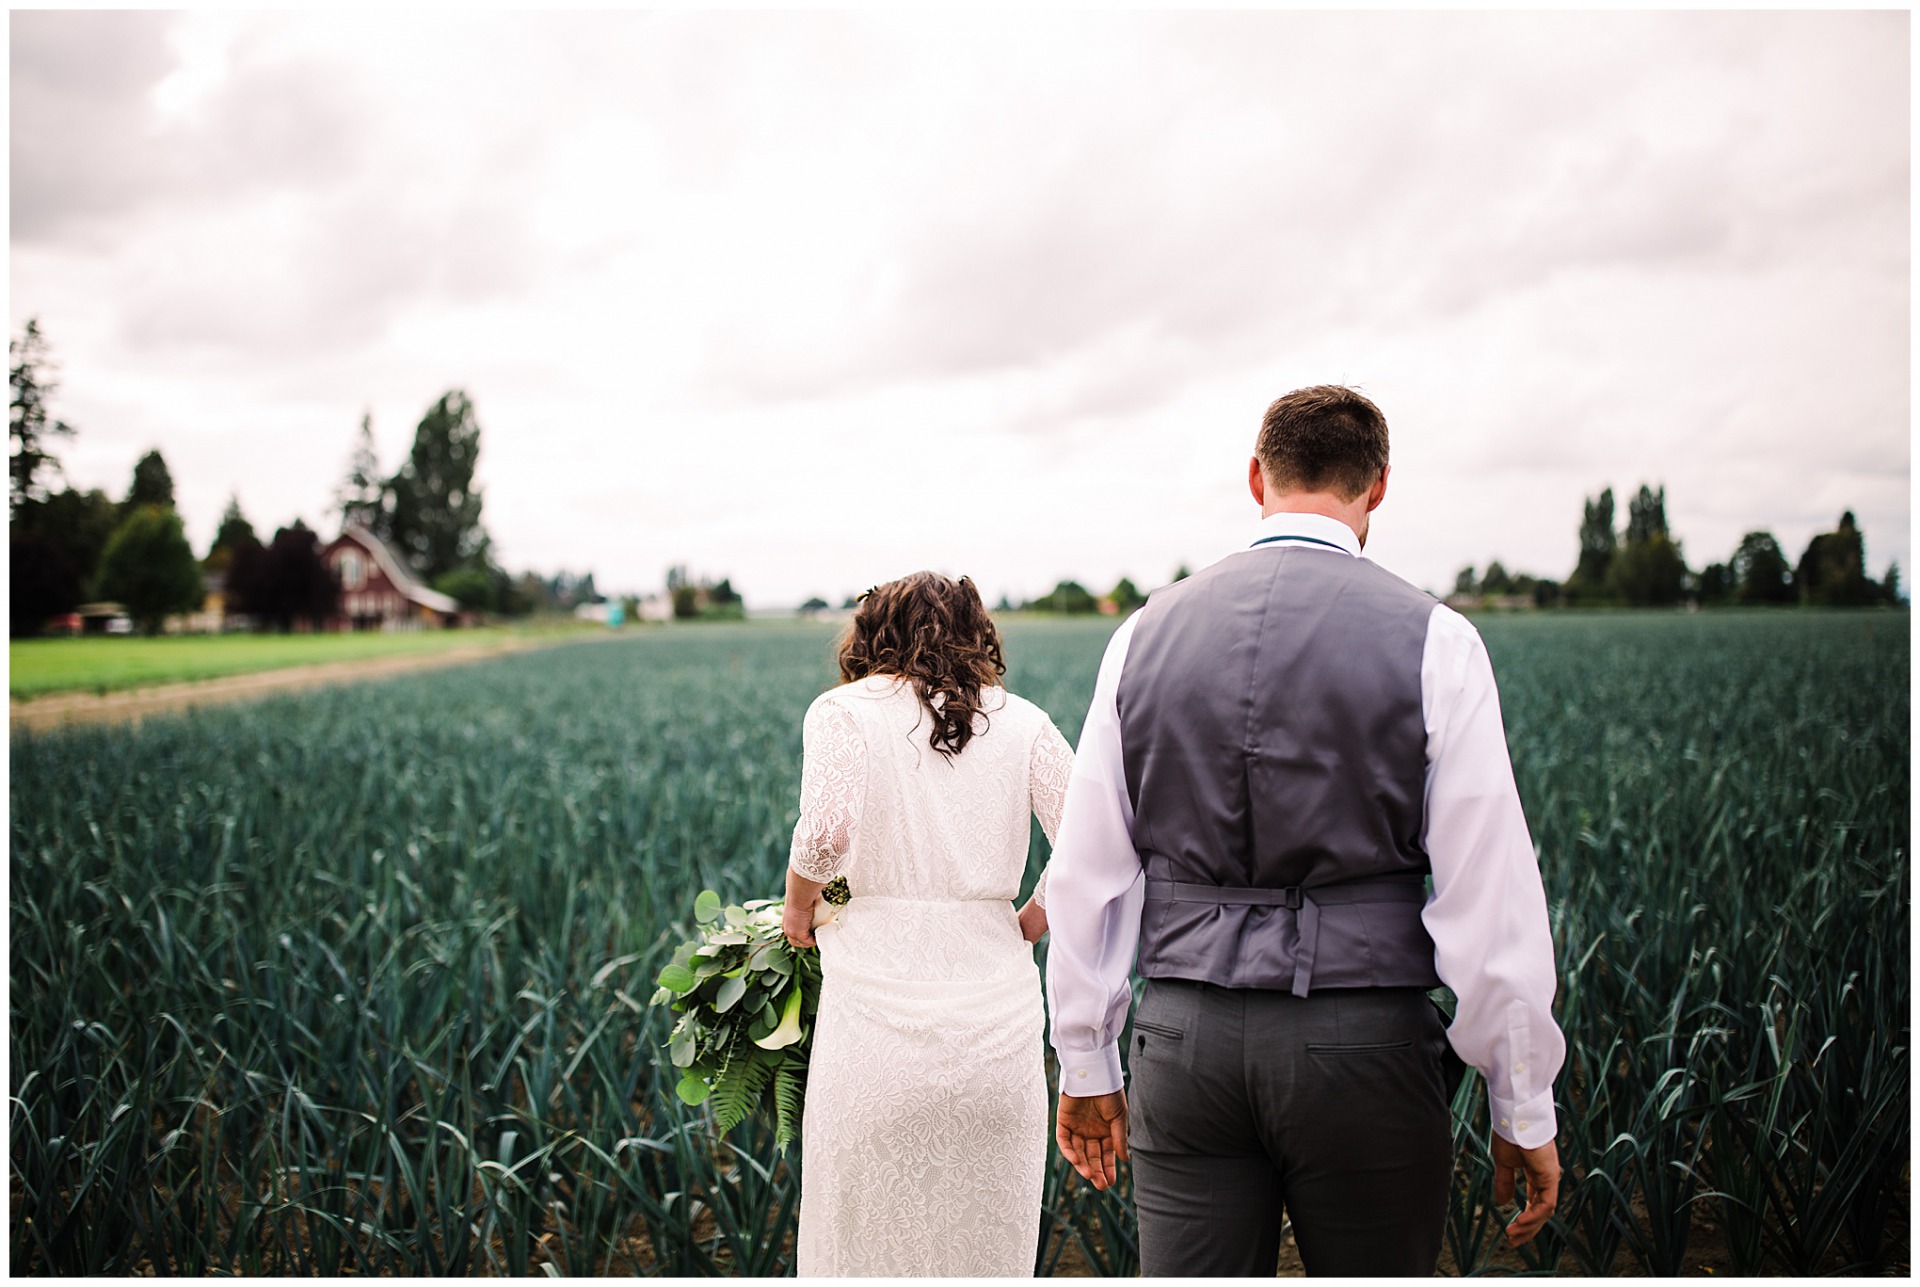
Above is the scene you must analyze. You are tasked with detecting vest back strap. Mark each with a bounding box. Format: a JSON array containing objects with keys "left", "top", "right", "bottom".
[{"left": 1144, "top": 874, "right": 1429, "bottom": 998}]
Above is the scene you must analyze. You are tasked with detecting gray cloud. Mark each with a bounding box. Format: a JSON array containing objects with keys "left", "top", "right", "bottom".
[
  {"left": 11, "top": 10, "right": 179, "bottom": 241},
  {"left": 9, "top": 10, "right": 1907, "bottom": 603}
]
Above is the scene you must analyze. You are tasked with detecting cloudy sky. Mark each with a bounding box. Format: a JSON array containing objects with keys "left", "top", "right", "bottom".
[{"left": 11, "top": 9, "right": 1908, "bottom": 606}]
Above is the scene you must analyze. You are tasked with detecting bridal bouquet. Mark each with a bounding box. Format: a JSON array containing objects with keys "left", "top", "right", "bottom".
[{"left": 650, "top": 878, "right": 849, "bottom": 1149}]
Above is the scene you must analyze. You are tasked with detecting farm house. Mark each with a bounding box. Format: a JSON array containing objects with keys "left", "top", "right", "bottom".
[{"left": 321, "top": 524, "right": 462, "bottom": 631}]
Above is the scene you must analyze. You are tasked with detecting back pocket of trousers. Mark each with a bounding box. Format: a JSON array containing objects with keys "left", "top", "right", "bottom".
[{"left": 1305, "top": 1041, "right": 1412, "bottom": 1055}]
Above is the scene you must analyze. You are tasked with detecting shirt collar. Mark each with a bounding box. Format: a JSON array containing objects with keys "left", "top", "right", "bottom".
[{"left": 1249, "top": 510, "right": 1362, "bottom": 557}]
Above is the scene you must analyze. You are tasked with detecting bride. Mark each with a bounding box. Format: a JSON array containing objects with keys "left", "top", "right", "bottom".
[{"left": 781, "top": 571, "right": 1073, "bottom": 1276}]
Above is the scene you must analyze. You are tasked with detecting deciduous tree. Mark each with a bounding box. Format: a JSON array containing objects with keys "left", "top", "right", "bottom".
[
  {"left": 1033, "top": 580, "right": 1098, "bottom": 614},
  {"left": 1796, "top": 512, "right": 1876, "bottom": 606},
  {"left": 1109, "top": 577, "right": 1146, "bottom": 613},
  {"left": 20, "top": 485, "right": 118, "bottom": 599},
  {"left": 1607, "top": 485, "right": 1688, "bottom": 606},
  {"left": 432, "top": 566, "right": 495, "bottom": 613},
  {"left": 387, "top": 391, "right": 488, "bottom": 582},
  {"left": 95, "top": 504, "right": 204, "bottom": 634},
  {"left": 1567, "top": 487, "right": 1618, "bottom": 603},
  {"left": 230, "top": 523, "right": 338, "bottom": 632},
  {"left": 1696, "top": 562, "right": 1734, "bottom": 605},
  {"left": 1731, "top": 532, "right": 1793, "bottom": 604},
  {"left": 11, "top": 533, "right": 80, "bottom": 636}
]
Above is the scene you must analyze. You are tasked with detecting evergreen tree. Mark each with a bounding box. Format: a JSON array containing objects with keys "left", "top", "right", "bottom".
[
  {"left": 206, "top": 495, "right": 258, "bottom": 570},
  {"left": 1109, "top": 576, "right": 1146, "bottom": 613},
  {"left": 123, "top": 449, "right": 175, "bottom": 513},
  {"left": 95, "top": 505, "right": 204, "bottom": 634},
  {"left": 10, "top": 318, "right": 75, "bottom": 517},
  {"left": 1452, "top": 566, "right": 1479, "bottom": 598},
  {"left": 1882, "top": 562, "right": 1901, "bottom": 605},
  {"left": 387, "top": 391, "right": 488, "bottom": 581},
  {"left": 335, "top": 413, "right": 388, "bottom": 533}
]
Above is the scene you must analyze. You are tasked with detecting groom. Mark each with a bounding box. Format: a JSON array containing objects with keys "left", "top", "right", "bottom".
[{"left": 1044, "top": 386, "right": 1564, "bottom": 1275}]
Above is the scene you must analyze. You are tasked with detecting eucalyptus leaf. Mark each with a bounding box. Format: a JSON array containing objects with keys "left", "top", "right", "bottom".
[
  {"left": 675, "top": 1072, "right": 712, "bottom": 1106},
  {"left": 655, "top": 963, "right": 696, "bottom": 993},
  {"left": 715, "top": 975, "right": 747, "bottom": 1012},
  {"left": 694, "top": 890, "right": 723, "bottom": 924}
]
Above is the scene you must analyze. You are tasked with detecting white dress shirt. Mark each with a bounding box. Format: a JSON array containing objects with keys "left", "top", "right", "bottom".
[{"left": 1044, "top": 510, "right": 1565, "bottom": 1150}]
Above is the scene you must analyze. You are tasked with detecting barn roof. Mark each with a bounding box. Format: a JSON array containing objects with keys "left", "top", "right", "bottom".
[{"left": 331, "top": 524, "right": 462, "bottom": 614}]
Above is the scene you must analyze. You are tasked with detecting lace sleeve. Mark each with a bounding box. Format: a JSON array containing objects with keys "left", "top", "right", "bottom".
[
  {"left": 790, "top": 697, "right": 867, "bottom": 882},
  {"left": 1028, "top": 717, "right": 1075, "bottom": 908}
]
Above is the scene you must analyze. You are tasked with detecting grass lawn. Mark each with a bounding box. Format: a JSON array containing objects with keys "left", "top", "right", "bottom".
[{"left": 9, "top": 622, "right": 607, "bottom": 699}]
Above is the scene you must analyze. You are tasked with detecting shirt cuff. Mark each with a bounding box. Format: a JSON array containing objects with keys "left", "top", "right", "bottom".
[
  {"left": 1056, "top": 1041, "right": 1124, "bottom": 1096},
  {"left": 1489, "top": 1087, "right": 1557, "bottom": 1150}
]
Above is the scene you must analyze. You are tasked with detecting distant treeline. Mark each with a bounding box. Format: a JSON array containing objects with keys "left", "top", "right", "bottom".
[
  {"left": 1451, "top": 484, "right": 1901, "bottom": 610},
  {"left": 986, "top": 483, "right": 1901, "bottom": 621},
  {"left": 9, "top": 320, "right": 627, "bottom": 636}
]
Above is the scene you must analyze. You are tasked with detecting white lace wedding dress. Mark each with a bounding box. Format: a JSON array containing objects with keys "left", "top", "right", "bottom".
[{"left": 789, "top": 674, "right": 1072, "bottom": 1277}]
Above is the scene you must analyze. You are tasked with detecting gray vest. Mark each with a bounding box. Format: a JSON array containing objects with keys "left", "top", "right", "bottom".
[{"left": 1117, "top": 544, "right": 1443, "bottom": 996}]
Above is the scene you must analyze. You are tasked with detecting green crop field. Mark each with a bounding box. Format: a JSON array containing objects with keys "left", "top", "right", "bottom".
[
  {"left": 8, "top": 621, "right": 604, "bottom": 700},
  {"left": 9, "top": 613, "right": 1909, "bottom": 1275}
]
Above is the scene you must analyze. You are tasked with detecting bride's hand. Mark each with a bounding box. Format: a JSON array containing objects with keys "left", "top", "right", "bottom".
[
  {"left": 1017, "top": 899, "right": 1048, "bottom": 943},
  {"left": 782, "top": 897, "right": 817, "bottom": 949},
  {"left": 783, "top": 868, "right": 827, "bottom": 949}
]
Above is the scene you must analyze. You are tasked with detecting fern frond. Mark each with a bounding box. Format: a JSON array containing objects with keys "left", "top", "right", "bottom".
[
  {"left": 772, "top": 1060, "right": 804, "bottom": 1152},
  {"left": 713, "top": 1048, "right": 773, "bottom": 1136}
]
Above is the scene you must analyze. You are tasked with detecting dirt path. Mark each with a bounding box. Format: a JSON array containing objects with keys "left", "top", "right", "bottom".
[{"left": 11, "top": 633, "right": 607, "bottom": 733}]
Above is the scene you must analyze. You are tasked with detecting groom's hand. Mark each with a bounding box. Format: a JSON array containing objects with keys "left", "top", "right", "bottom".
[
  {"left": 1056, "top": 1091, "right": 1128, "bottom": 1191},
  {"left": 1491, "top": 1134, "right": 1560, "bottom": 1247},
  {"left": 1016, "top": 899, "right": 1048, "bottom": 944}
]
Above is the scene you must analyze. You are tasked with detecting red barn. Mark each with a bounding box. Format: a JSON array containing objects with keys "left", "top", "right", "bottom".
[{"left": 321, "top": 524, "right": 462, "bottom": 631}]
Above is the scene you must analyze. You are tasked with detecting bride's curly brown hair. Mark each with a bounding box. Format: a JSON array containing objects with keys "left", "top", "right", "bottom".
[{"left": 837, "top": 572, "right": 1007, "bottom": 759}]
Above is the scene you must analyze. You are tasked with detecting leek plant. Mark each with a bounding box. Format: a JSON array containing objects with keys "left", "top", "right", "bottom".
[{"left": 11, "top": 614, "right": 1907, "bottom": 1274}]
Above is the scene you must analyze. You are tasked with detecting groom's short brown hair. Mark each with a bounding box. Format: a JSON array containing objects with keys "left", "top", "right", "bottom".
[{"left": 1255, "top": 386, "right": 1389, "bottom": 500}]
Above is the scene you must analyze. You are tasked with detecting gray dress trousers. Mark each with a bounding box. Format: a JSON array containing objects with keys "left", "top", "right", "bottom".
[{"left": 1128, "top": 980, "right": 1465, "bottom": 1276}]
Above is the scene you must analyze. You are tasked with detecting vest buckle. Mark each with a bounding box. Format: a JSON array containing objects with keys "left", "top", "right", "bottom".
[{"left": 1282, "top": 886, "right": 1304, "bottom": 911}]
